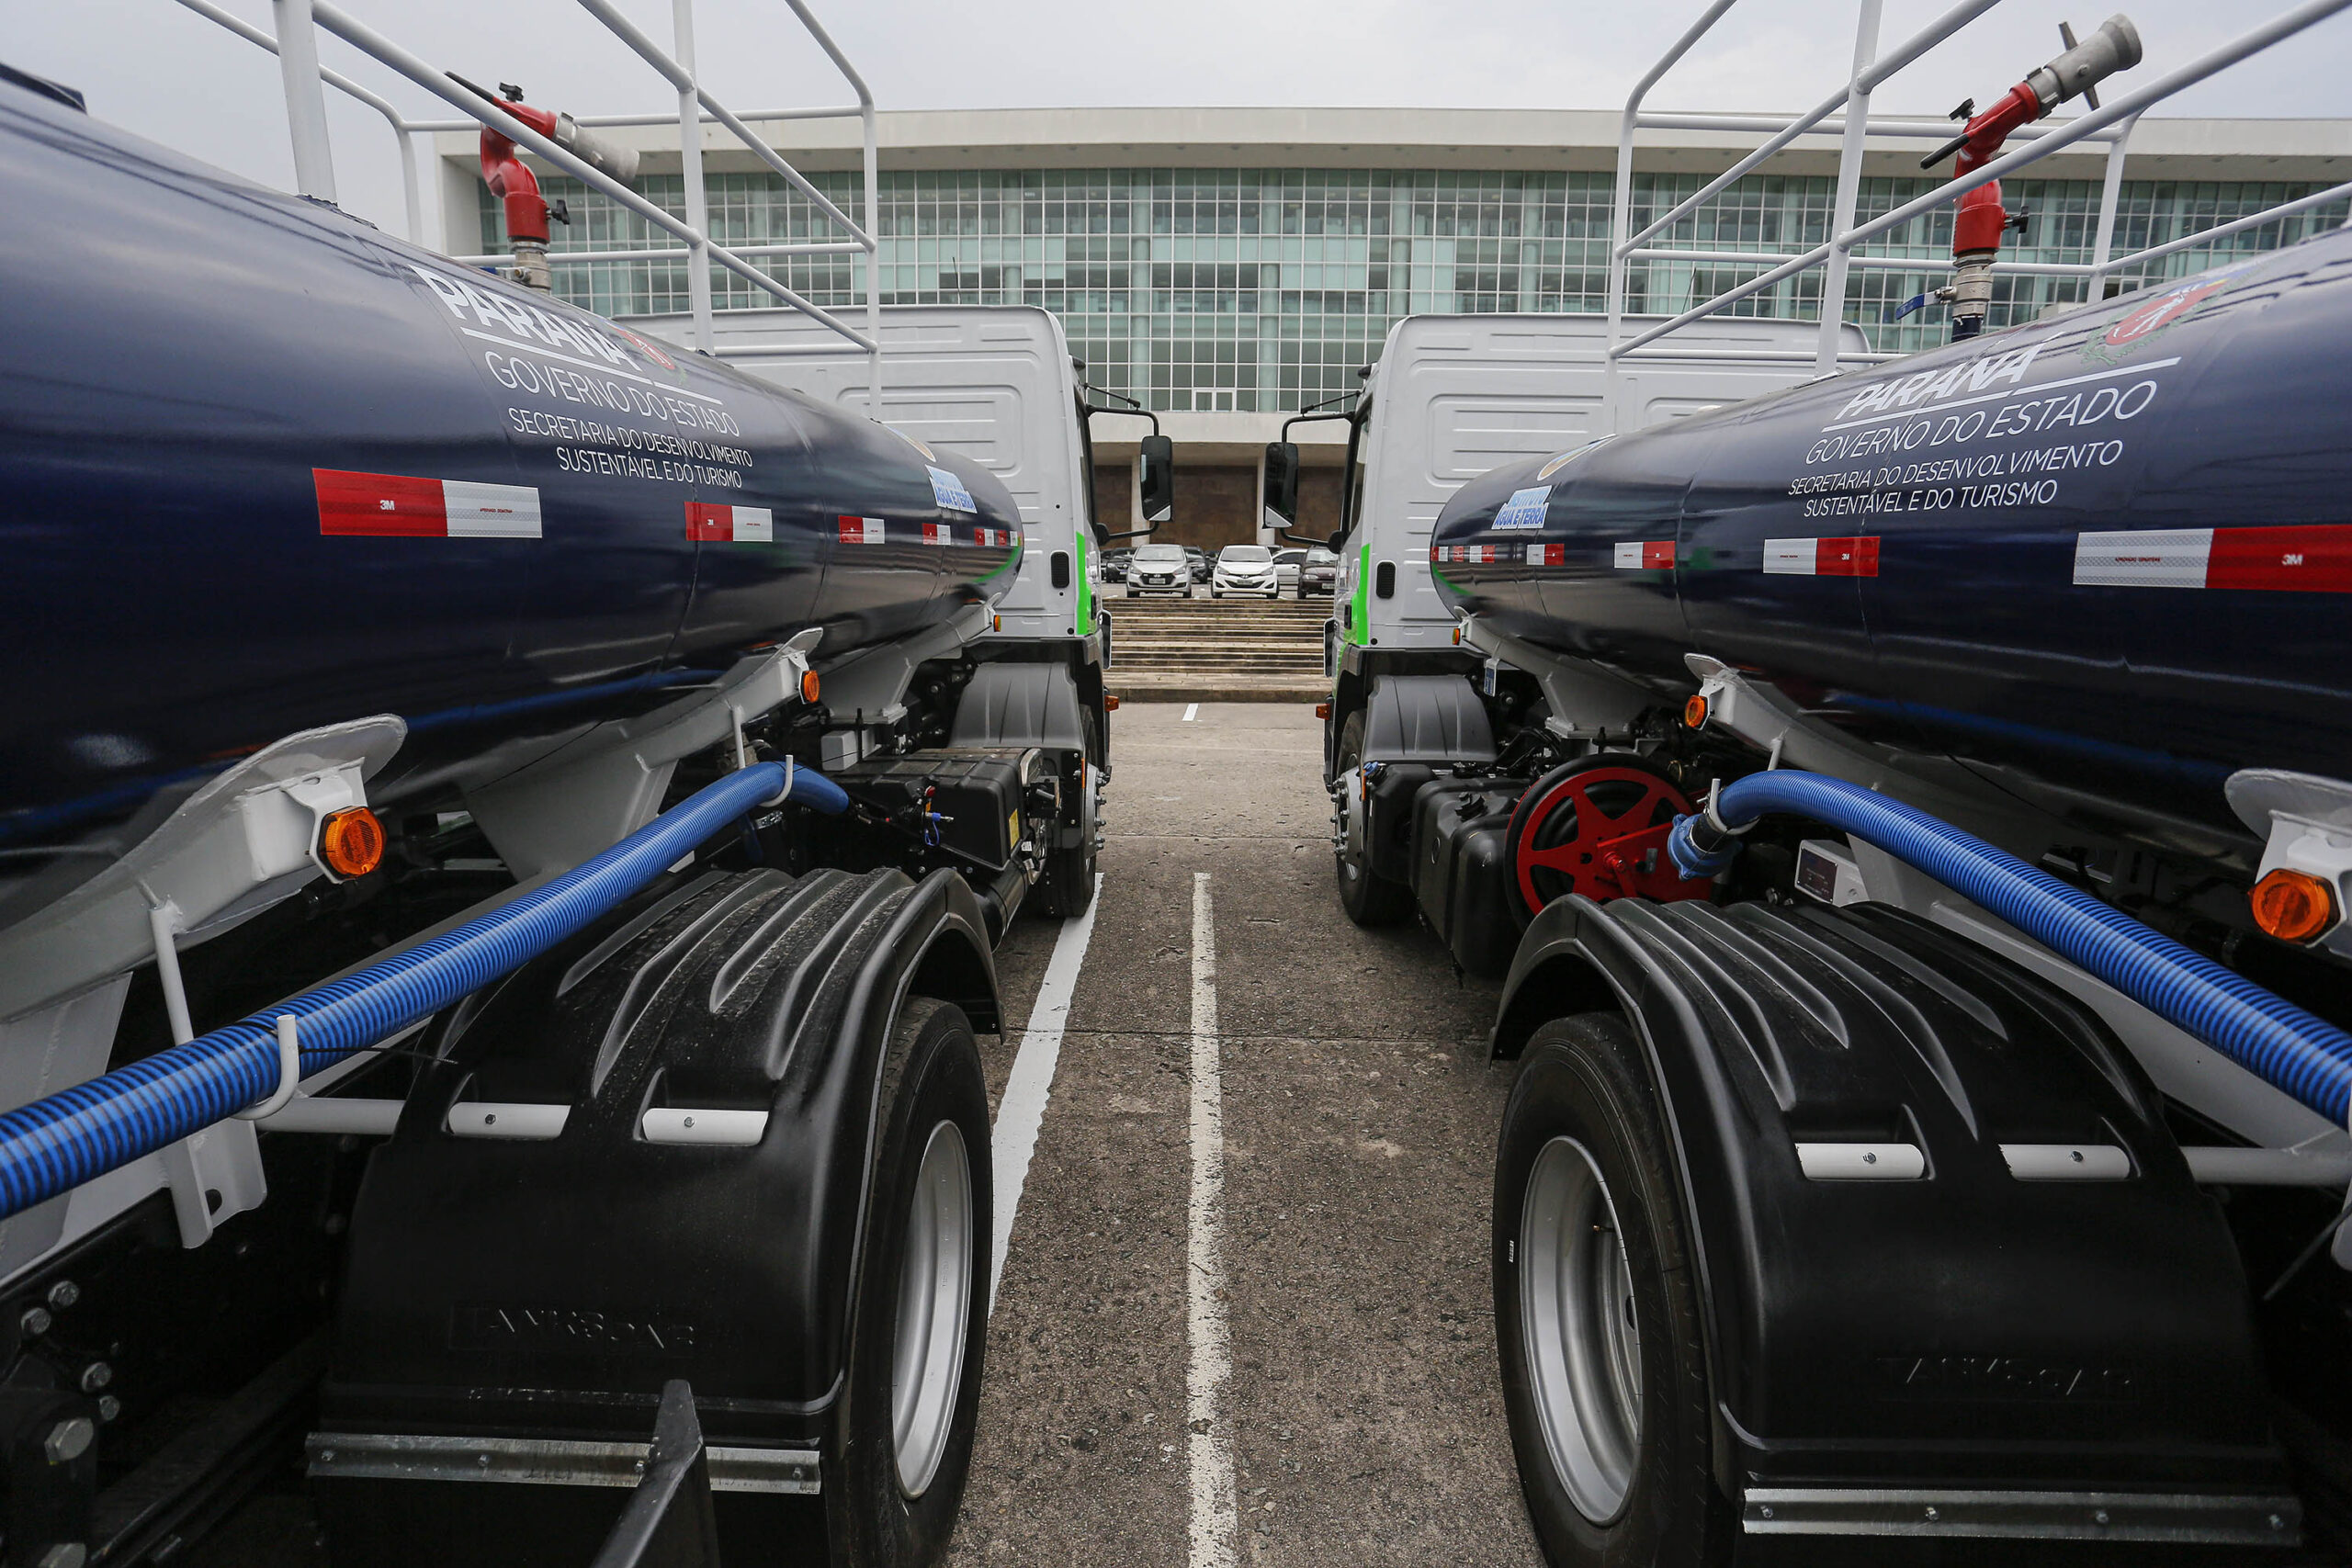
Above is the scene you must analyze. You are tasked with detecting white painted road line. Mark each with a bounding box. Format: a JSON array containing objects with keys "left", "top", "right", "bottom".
[
  {"left": 1183, "top": 702, "right": 1200, "bottom": 722},
  {"left": 988, "top": 874, "right": 1104, "bottom": 1317},
  {"left": 1187, "top": 871, "right": 1238, "bottom": 1568}
]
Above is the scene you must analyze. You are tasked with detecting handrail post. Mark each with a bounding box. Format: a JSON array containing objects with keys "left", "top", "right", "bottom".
[
  {"left": 269, "top": 0, "right": 337, "bottom": 203},
  {"left": 1604, "top": 0, "right": 1743, "bottom": 432},
  {"left": 1604, "top": 104, "right": 1635, "bottom": 434},
  {"left": 2088, "top": 111, "right": 2140, "bottom": 302},
  {"left": 397, "top": 128, "right": 424, "bottom": 247},
  {"left": 1817, "top": 0, "right": 1883, "bottom": 374},
  {"left": 673, "top": 0, "right": 713, "bottom": 351},
  {"left": 864, "top": 101, "right": 881, "bottom": 409}
]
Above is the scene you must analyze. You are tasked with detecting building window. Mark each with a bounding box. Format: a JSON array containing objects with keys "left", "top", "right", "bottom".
[{"left": 481, "top": 166, "right": 2348, "bottom": 413}]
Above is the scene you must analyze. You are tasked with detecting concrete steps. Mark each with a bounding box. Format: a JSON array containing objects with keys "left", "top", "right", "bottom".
[{"left": 1101, "top": 593, "right": 1333, "bottom": 703}]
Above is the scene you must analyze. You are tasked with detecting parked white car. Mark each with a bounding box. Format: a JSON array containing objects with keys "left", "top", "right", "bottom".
[
  {"left": 1211, "top": 544, "right": 1280, "bottom": 599},
  {"left": 1125, "top": 542, "right": 1191, "bottom": 597}
]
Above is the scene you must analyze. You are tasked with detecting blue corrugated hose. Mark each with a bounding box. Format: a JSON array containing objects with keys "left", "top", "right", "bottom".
[
  {"left": 1668, "top": 771, "right": 2352, "bottom": 1126},
  {"left": 0, "top": 761, "right": 848, "bottom": 1220}
]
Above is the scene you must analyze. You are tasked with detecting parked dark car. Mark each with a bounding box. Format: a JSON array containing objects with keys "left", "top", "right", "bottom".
[
  {"left": 1098, "top": 547, "right": 1133, "bottom": 582},
  {"left": 1299, "top": 545, "right": 1339, "bottom": 596},
  {"left": 1182, "top": 546, "right": 1211, "bottom": 585}
]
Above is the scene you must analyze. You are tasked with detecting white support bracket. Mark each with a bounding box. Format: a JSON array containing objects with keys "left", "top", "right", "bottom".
[
  {"left": 1456, "top": 614, "right": 1650, "bottom": 737},
  {"left": 233, "top": 1017, "right": 303, "bottom": 1122},
  {"left": 464, "top": 641, "right": 820, "bottom": 883},
  {"left": 803, "top": 603, "right": 991, "bottom": 758},
  {"left": 0, "top": 717, "right": 402, "bottom": 1266},
  {"left": 0, "top": 717, "right": 405, "bottom": 1032},
  {"left": 156, "top": 1118, "right": 267, "bottom": 1251}
]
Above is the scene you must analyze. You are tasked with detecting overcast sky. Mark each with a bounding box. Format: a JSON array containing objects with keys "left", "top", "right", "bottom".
[{"left": 11, "top": 0, "right": 2349, "bottom": 240}]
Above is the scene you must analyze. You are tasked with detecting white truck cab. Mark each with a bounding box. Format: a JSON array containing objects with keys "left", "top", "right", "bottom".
[
  {"left": 621, "top": 303, "right": 1168, "bottom": 651},
  {"left": 1259, "top": 311, "right": 1869, "bottom": 776}
]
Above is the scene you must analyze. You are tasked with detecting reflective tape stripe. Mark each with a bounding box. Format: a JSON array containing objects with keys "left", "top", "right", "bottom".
[
  {"left": 2073, "top": 528, "right": 2210, "bottom": 587},
  {"left": 685, "top": 503, "right": 773, "bottom": 543},
  {"left": 443, "top": 481, "right": 543, "bottom": 539},
  {"left": 316, "top": 469, "right": 540, "bottom": 539},
  {"left": 838, "top": 515, "right": 887, "bottom": 544},
  {"left": 2076, "top": 525, "right": 2352, "bottom": 591},
  {"left": 1764, "top": 536, "right": 1878, "bottom": 577},
  {"left": 922, "top": 523, "right": 951, "bottom": 546},
  {"left": 1614, "top": 540, "right": 1676, "bottom": 569}
]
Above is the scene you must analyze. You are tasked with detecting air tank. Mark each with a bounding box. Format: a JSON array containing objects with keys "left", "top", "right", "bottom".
[
  {"left": 0, "top": 79, "right": 1023, "bottom": 851},
  {"left": 1428, "top": 229, "right": 2352, "bottom": 836}
]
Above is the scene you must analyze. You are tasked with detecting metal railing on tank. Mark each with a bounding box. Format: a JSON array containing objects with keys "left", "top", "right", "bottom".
[
  {"left": 168, "top": 0, "right": 884, "bottom": 402},
  {"left": 1603, "top": 0, "right": 2352, "bottom": 428}
]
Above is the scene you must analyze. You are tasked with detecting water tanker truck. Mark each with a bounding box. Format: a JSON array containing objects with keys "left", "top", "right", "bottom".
[
  {"left": 1329, "top": 219, "right": 2352, "bottom": 1560},
  {"left": 0, "top": 63, "right": 1116, "bottom": 1567}
]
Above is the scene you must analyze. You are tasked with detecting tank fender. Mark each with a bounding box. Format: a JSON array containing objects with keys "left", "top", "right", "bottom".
[
  {"left": 1487, "top": 893, "right": 2284, "bottom": 1501},
  {"left": 321, "top": 863, "right": 1000, "bottom": 1450}
]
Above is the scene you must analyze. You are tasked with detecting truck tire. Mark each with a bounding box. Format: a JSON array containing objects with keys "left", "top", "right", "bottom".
[
  {"left": 1039, "top": 712, "right": 1101, "bottom": 919},
  {"left": 826, "top": 998, "right": 992, "bottom": 1567},
  {"left": 1333, "top": 710, "right": 1412, "bottom": 926},
  {"left": 1493, "top": 1013, "right": 1731, "bottom": 1568}
]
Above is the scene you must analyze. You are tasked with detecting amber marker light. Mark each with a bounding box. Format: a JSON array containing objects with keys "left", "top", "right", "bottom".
[
  {"left": 1683, "top": 694, "right": 1710, "bottom": 729},
  {"left": 800, "top": 669, "right": 821, "bottom": 705},
  {"left": 2251, "top": 869, "right": 2337, "bottom": 944},
  {"left": 1315, "top": 702, "right": 1331, "bottom": 719},
  {"left": 319, "top": 807, "right": 385, "bottom": 879},
  {"left": 1103, "top": 695, "right": 1121, "bottom": 711}
]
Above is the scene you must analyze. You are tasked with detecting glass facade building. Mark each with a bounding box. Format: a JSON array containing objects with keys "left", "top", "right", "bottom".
[{"left": 492, "top": 167, "right": 2347, "bottom": 415}]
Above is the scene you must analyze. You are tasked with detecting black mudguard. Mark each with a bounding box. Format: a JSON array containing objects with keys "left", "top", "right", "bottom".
[
  {"left": 1325, "top": 646, "right": 1482, "bottom": 784},
  {"left": 317, "top": 863, "right": 998, "bottom": 1461},
  {"left": 953, "top": 659, "right": 1087, "bottom": 754},
  {"left": 1491, "top": 895, "right": 2290, "bottom": 1511},
  {"left": 1360, "top": 672, "right": 1496, "bottom": 766}
]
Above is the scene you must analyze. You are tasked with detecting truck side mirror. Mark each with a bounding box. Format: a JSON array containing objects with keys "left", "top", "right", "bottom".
[
  {"left": 1261, "top": 442, "right": 1299, "bottom": 531},
  {"left": 1137, "top": 435, "right": 1173, "bottom": 526}
]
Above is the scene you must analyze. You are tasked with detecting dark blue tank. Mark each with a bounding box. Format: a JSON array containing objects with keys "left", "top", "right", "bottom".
[
  {"left": 1429, "top": 231, "right": 2352, "bottom": 833},
  {"left": 0, "top": 77, "right": 1022, "bottom": 849}
]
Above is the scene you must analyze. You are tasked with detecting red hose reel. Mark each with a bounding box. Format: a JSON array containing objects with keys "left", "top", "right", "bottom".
[{"left": 1506, "top": 756, "right": 1714, "bottom": 926}]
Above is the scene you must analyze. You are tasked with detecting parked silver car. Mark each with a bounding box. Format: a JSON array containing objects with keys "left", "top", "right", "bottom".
[
  {"left": 1211, "top": 544, "right": 1280, "bottom": 599},
  {"left": 1272, "top": 547, "right": 1305, "bottom": 595},
  {"left": 1125, "top": 542, "right": 1191, "bottom": 597}
]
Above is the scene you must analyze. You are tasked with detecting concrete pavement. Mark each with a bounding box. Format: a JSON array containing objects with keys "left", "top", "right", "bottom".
[{"left": 953, "top": 703, "right": 1539, "bottom": 1566}]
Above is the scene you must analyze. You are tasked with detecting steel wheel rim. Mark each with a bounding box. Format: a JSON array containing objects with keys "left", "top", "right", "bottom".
[
  {"left": 1520, "top": 1135, "right": 1643, "bottom": 1523},
  {"left": 891, "top": 1119, "right": 973, "bottom": 1498}
]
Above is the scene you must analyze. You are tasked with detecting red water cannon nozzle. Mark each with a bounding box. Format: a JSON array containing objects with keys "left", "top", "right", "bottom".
[
  {"left": 1919, "top": 15, "right": 2141, "bottom": 340},
  {"left": 447, "top": 72, "right": 640, "bottom": 290}
]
